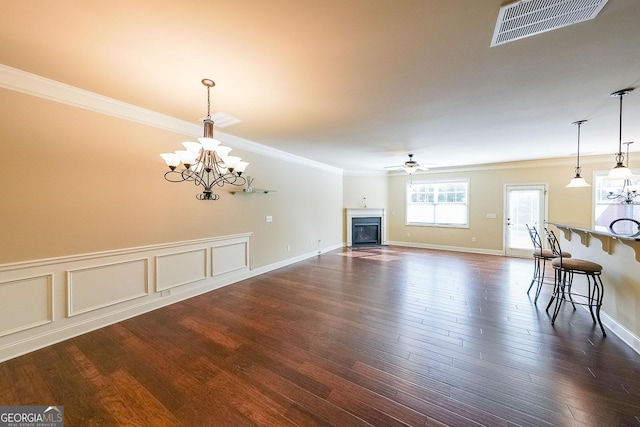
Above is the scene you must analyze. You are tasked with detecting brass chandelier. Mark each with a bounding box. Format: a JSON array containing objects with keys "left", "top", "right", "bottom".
[{"left": 160, "top": 79, "right": 248, "bottom": 200}]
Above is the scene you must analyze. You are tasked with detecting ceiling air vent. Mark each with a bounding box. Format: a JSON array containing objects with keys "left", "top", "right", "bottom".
[{"left": 490, "top": 0, "right": 608, "bottom": 47}]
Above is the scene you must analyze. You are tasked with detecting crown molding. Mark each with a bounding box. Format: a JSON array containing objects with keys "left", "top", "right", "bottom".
[{"left": 0, "top": 64, "right": 343, "bottom": 175}]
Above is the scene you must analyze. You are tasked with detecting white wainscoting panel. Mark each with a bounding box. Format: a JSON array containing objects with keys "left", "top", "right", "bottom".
[
  {"left": 212, "top": 240, "right": 248, "bottom": 276},
  {"left": 0, "top": 274, "right": 53, "bottom": 337},
  {"left": 68, "top": 259, "right": 149, "bottom": 316},
  {"left": 156, "top": 248, "right": 207, "bottom": 291},
  {"left": 0, "top": 233, "right": 253, "bottom": 362}
]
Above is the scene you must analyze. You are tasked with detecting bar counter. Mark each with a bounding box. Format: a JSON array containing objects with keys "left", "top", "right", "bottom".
[
  {"left": 547, "top": 221, "right": 640, "bottom": 261},
  {"left": 545, "top": 221, "right": 640, "bottom": 353}
]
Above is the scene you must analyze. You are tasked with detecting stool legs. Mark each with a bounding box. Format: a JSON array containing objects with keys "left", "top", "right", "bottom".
[
  {"left": 547, "top": 269, "right": 606, "bottom": 337},
  {"left": 591, "top": 275, "right": 606, "bottom": 337},
  {"left": 528, "top": 256, "right": 549, "bottom": 304},
  {"left": 527, "top": 258, "right": 538, "bottom": 294}
]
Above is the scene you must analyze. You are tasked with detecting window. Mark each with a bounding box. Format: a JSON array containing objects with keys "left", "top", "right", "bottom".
[
  {"left": 406, "top": 179, "right": 469, "bottom": 227},
  {"left": 594, "top": 171, "right": 640, "bottom": 228}
]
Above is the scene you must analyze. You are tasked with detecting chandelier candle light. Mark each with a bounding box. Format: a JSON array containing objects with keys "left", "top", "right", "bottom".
[{"left": 160, "top": 79, "right": 248, "bottom": 200}]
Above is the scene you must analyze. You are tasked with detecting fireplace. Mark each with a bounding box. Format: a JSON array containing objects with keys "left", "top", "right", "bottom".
[
  {"left": 352, "top": 217, "right": 382, "bottom": 246},
  {"left": 346, "top": 208, "right": 387, "bottom": 247}
]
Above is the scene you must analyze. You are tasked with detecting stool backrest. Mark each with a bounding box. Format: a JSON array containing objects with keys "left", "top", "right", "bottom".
[
  {"left": 545, "top": 228, "right": 565, "bottom": 266},
  {"left": 526, "top": 224, "right": 544, "bottom": 255}
]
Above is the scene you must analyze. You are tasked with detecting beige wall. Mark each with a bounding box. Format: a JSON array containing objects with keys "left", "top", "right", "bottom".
[
  {"left": 0, "top": 88, "right": 343, "bottom": 267},
  {"left": 342, "top": 162, "right": 598, "bottom": 251},
  {"left": 382, "top": 157, "right": 625, "bottom": 250}
]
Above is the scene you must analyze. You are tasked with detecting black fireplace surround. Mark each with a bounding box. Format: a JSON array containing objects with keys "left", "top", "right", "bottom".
[{"left": 352, "top": 217, "right": 382, "bottom": 246}]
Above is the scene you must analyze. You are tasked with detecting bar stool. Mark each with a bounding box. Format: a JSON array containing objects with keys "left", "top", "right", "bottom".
[
  {"left": 545, "top": 229, "right": 606, "bottom": 336},
  {"left": 525, "top": 224, "right": 570, "bottom": 303}
]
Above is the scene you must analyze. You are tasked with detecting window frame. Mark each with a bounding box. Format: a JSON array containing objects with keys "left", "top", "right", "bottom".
[
  {"left": 405, "top": 178, "right": 470, "bottom": 228},
  {"left": 593, "top": 169, "right": 640, "bottom": 228}
]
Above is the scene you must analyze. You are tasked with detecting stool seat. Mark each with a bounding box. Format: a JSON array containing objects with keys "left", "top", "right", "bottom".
[
  {"left": 551, "top": 258, "right": 601, "bottom": 273},
  {"left": 534, "top": 249, "right": 571, "bottom": 259}
]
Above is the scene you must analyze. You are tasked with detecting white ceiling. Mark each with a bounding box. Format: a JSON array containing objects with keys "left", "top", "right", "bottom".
[{"left": 1, "top": 0, "right": 639, "bottom": 173}]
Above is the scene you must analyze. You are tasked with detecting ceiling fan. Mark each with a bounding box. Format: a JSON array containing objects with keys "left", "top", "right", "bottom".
[{"left": 384, "top": 154, "right": 432, "bottom": 175}]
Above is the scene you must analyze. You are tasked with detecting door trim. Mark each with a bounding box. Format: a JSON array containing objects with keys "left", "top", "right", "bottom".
[{"left": 503, "top": 183, "right": 548, "bottom": 257}]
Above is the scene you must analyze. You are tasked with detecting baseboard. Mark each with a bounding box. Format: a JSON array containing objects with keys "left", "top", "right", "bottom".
[
  {"left": 388, "top": 240, "right": 504, "bottom": 256},
  {"left": 601, "top": 311, "right": 640, "bottom": 355},
  {"left": 250, "top": 242, "right": 344, "bottom": 277}
]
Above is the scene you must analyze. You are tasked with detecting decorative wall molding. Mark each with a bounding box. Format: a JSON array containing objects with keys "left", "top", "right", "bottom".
[
  {"left": 212, "top": 240, "right": 249, "bottom": 276},
  {"left": 0, "top": 233, "right": 343, "bottom": 363},
  {"left": 0, "top": 274, "right": 53, "bottom": 337},
  {"left": 156, "top": 248, "right": 207, "bottom": 292},
  {"left": 0, "top": 234, "right": 252, "bottom": 362},
  {"left": 0, "top": 64, "right": 343, "bottom": 176},
  {"left": 68, "top": 259, "right": 149, "bottom": 317}
]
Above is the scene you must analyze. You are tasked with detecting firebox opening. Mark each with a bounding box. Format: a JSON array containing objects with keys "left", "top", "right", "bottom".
[{"left": 352, "top": 217, "right": 382, "bottom": 246}]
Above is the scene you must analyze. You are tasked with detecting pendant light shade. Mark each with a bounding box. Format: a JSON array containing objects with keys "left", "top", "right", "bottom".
[
  {"left": 566, "top": 176, "right": 590, "bottom": 188},
  {"left": 566, "top": 120, "right": 590, "bottom": 188}
]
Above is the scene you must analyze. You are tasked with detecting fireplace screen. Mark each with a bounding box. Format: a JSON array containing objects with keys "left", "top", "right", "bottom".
[{"left": 352, "top": 217, "right": 382, "bottom": 246}]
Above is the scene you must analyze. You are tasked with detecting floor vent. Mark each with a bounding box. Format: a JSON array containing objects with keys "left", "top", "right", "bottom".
[{"left": 490, "top": 0, "right": 608, "bottom": 47}]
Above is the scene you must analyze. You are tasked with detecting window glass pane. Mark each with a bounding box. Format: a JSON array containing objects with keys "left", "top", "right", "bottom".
[
  {"left": 594, "top": 172, "right": 640, "bottom": 227},
  {"left": 406, "top": 179, "right": 469, "bottom": 227}
]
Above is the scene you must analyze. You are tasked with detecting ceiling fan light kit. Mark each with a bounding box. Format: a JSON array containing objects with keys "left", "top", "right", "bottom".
[{"left": 385, "top": 154, "right": 430, "bottom": 175}]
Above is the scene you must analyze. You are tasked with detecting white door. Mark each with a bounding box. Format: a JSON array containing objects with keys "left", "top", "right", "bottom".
[{"left": 505, "top": 184, "right": 546, "bottom": 257}]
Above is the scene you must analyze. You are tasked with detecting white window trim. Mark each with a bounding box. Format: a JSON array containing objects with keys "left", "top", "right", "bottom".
[{"left": 405, "top": 178, "right": 470, "bottom": 228}]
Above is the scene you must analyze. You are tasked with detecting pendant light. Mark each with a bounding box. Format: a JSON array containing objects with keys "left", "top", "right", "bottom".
[
  {"left": 566, "top": 120, "right": 590, "bottom": 188},
  {"left": 607, "top": 88, "right": 634, "bottom": 179},
  {"left": 607, "top": 142, "right": 638, "bottom": 204}
]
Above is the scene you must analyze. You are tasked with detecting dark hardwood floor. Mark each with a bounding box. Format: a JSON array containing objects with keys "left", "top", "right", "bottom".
[{"left": 1, "top": 246, "right": 640, "bottom": 426}]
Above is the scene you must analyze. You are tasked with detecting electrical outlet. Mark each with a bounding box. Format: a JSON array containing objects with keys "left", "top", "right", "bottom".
[
  {"left": 287, "top": 245, "right": 291, "bottom": 252},
  {"left": 161, "top": 289, "right": 172, "bottom": 297},
  {"left": 471, "top": 237, "right": 477, "bottom": 242}
]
